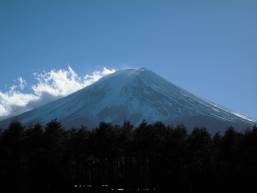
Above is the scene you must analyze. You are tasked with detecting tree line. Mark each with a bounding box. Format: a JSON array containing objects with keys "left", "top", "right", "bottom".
[{"left": 0, "top": 120, "right": 257, "bottom": 193}]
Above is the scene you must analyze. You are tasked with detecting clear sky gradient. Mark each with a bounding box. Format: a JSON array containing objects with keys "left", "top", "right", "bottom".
[{"left": 0, "top": 0, "right": 256, "bottom": 118}]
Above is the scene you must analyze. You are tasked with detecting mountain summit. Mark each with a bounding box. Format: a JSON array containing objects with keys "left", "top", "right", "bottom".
[{"left": 1, "top": 68, "right": 255, "bottom": 132}]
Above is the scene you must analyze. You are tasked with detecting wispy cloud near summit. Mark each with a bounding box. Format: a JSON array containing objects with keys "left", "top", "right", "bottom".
[{"left": 0, "top": 66, "right": 116, "bottom": 120}]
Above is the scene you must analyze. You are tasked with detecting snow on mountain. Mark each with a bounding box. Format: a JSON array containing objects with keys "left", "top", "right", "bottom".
[{"left": 0, "top": 68, "right": 255, "bottom": 132}]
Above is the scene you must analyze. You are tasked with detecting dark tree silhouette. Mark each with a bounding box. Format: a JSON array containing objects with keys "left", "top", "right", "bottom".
[{"left": 0, "top": 120, "right": 257, "bottom": 193}]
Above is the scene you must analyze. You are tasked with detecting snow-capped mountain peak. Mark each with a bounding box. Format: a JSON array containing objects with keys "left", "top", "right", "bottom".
[{"left": 0, "top": 68, "right": 255, "bottom": 132}]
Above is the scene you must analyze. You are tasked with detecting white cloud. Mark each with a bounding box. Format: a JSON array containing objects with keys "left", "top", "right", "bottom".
[
  {"left": 0, "top": 104, "right": 8, "bottom": 117},
  {"left": 9, "top": 77, "right": 27, "bottom": 92},
  {"left": 18, "top": 77, "right": 27, "bottom": 90},
  {"left": 0, "top": 66, "right": 116, "bottom": 120}
]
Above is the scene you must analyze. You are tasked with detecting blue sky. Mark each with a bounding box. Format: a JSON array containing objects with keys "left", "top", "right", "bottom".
[{"left": 0, "top": 0, "right": 256, "bottom": 119}]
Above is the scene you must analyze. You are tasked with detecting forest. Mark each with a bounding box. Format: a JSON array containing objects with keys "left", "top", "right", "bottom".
[{"left": 0, "top": 120, "right": 257, "bottom": 193}]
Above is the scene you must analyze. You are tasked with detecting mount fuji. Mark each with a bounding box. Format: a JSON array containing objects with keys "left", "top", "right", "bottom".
[{"left": 0, "top": 68, "right": 255, "bottom": 132}]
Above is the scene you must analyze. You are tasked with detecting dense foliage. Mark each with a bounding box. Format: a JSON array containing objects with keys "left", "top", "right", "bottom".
[{"left": 0, "top": 120, "right": 257, "bottom": 193}]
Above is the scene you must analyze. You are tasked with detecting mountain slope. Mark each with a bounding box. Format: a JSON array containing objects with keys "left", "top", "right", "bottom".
[{"left": 0, "top": 68, "right": 255, "bottom": 132}]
